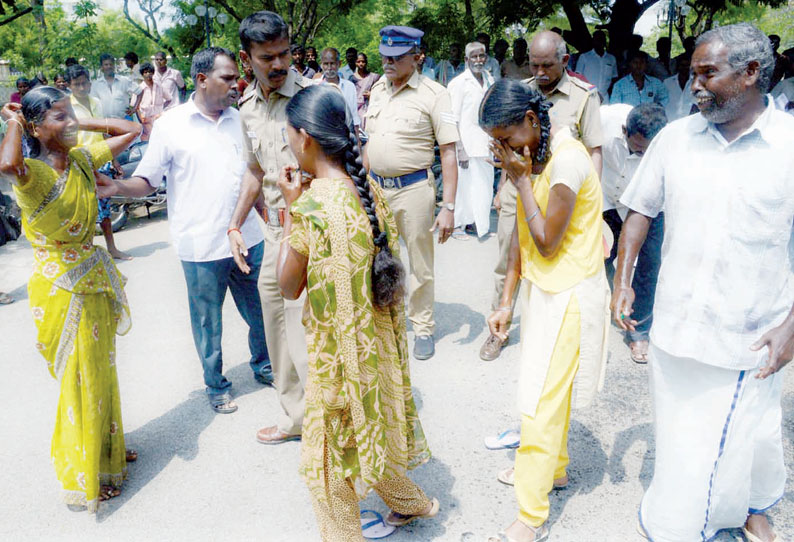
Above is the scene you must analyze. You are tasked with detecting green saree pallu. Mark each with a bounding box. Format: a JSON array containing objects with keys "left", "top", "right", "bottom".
[{"left": 13, "top": 141, "right": 132, "bottom": 512}]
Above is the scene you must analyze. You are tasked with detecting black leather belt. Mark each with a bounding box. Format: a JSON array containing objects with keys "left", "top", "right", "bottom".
[{"left": 370, "top": 169, "right": 428, "bottom": 189}]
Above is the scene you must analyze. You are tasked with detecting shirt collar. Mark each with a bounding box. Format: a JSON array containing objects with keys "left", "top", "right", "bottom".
[
  {"left": 386, "top": 70, "right": 421, "bottom": 95},
  {"left": 255, "top": 68, "right": 302, "bottom": 102},
  {"left": 185, "top": 94, "right": 234, "bottom": 125},
  {"left": 691, "top": 95, "right": 776, "bottom": 146},
  {"left": 548, "top": 71, "right": 572, "bottom": 96}
]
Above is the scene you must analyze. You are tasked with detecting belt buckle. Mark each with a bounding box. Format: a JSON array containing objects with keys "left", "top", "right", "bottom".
[{"left": 383, "top": 177, "right": 395, "bottom": 189}]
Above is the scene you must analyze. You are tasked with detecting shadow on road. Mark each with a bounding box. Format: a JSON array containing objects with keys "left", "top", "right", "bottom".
[
  {"left": 124, "top": 241, "right": 170, "bottom": 258},
  {"left": 547, "top": 420, "right": 608, "bottom": 527},
  {"left": 433, "top": 301, "right": 486, "bottom": 345},
  {"left": 607, "top": 422, "right": 654, "bottom": 490},
  {"left": 97, "top": 362, "right": 267, "bottom": 522}
]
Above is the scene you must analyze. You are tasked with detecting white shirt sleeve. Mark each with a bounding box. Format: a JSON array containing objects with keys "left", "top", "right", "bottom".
[
  {"left": 619, "top": 129, "right": 666, "bottom": 217},
  {"left": 132, "top": 120, "right": 171, "bottom": 189}
]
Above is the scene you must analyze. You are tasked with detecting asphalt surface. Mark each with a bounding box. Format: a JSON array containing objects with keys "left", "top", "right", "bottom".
[{"left": 0, "top": 207, "right": 791, "bottom": 542}]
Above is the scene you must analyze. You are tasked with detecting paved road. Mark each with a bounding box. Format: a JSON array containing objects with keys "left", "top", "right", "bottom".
[{"left": 0, "top": 208, "right": 791, "bottom": 541}]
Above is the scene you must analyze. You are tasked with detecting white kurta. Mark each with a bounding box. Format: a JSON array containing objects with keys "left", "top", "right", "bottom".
[{"left": 449, "top": 68, "right": 494, "bottom": 236}]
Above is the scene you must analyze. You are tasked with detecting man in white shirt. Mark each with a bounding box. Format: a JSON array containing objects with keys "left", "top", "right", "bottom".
[
  {"left": 662, "top": 53, "right": 695, "bottom": 121},
  {"left": 91, "top": 53, "right": 136, "bottom": 119},
  {"left": 448, "top": 41, "right": 494, "bottom": 239},
  {"left": 600, "top": 102, "right": 667, "bottom": 363},
  {"left": 317, "top": 47, "right": 361, "bottom": 128},
  {"left": 771, "top": 75, "right": 794, "bottom": 111},
  {"left": 613, "top": 24, "right": 792, "bottom": 542},
  {"left": 476, "top": 32, "right": 502, "bottom": 82},
  {"left": 124, "top": 52, "right": 143, "bottom": 84},
  {"left": 575, "top": 30, "right": 618, "bottom": 101},
  {"left": 153, "top": 51, "right": 186, "bottom": 108},
  {"left": 99, "top": 47, "right": 272, "bottom": 414}
]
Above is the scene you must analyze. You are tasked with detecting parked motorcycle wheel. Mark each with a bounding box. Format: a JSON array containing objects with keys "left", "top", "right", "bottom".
[{"left": 110, "top": 203, "right": 128, "bottom": 232}]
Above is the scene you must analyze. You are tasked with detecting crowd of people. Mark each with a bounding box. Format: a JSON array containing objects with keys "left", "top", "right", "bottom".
[{"left": 0, "top": 9, "right": 792, "bottom": 542}]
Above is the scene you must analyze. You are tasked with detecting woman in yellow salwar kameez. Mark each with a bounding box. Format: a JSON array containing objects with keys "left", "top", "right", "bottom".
[
  {"left": 481, "top": 80, "right": 610, "bottom": 542},
  {"left": 270, "top": 85, "right": 437, "bottom": 541},
  {"left": 0, "top": 87, "right": 140, "bottom": 512}
]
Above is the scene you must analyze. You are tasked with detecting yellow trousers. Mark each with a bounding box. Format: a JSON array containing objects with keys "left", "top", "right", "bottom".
[
  {"left": 514, "top": 294, "right": 580, "bottom": 527},
  {"left": 310, "top": 444, "right": 431, "bottom": 542}
]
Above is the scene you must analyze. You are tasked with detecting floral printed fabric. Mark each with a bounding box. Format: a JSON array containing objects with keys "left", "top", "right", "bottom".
[
  {"left": 14, "top": 141, "right": 130, "bottom": 511},
  {"left": 289, "top": 178, "right": 430, "bottom": 502}
]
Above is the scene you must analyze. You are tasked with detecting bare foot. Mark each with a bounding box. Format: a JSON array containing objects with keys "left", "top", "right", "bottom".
[
  {"left": 745, "top": 514, "right": 777, "bottom": 542},
  {"left": 98, "top": 485, "right": 121, "bottom": 501},
  {"left": 109, "top": 249, "right": 133, "bottom": 261}
]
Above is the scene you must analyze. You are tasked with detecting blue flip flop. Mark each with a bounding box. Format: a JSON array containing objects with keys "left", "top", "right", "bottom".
[
  {"left": 484, "top": 428, "right": 521, "bottom": 450},
  {"left": 361, "top": 509, "right": 396, "bottom": 539}
]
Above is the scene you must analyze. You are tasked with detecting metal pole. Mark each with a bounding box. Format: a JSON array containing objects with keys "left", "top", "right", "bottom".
[
  {"left": 204, "top": 0, "right": 211, "bottom": 48},
  {"left": 668, "top": 0, "right": 674, "bottom": 42}
]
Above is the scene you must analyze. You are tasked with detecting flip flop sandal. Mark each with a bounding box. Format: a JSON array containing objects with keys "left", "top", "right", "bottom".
[
  {"left": 487, "top": 523, "right": 549, "bottom": 542},
  {"left": 360, "top": 510, "right": 396, "bottom": 539},
  {"left": 742, "top": 526, "right": 782, "bottom": 542},
  {"left": 629, "top": 342, "right": 649, "bottom": 364},
  {"left": 126, "top": 449, "right": 138, "bottom": 462},
  {"left": 0, "top": 292, "right": 14, "bottom": 305},
  {"left": 484, "top": 428, "right": 521, "bottom": 450},
  {"left": 385, "top": 497, "right": 439, "bottom": 527},
  {"left": 209, "top": 395, "right": 238, "bottom": 414}
]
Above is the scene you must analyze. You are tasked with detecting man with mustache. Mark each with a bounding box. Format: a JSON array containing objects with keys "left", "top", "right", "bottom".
[
  {"left": 97, "top": 47, "right": 271, "bottom": 414},
  {"left": 614, "top": 23, "right": 794, "bottom": 542},
  {"left": 365, "top": 25, "right": 460, "bottom": 360},
  {"left": 448, "top": 41, "right": 495, "bottom": 239},
  {"left": 316, "top": 47, "right": 361, "bottom": 128},
  {"left": 480, "top": 30, "right": 603, "bottom": 361},
  {"left": 227, "top": 11, "right": 310, "bottom": 444}
]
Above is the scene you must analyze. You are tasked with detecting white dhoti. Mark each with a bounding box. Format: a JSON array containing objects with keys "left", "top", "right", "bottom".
[
  {"left": 640, "top": 343, "right": 786, "bottom": 542},
  {"left": 453, "top": 157, "right": 493, "bottom": 237}
]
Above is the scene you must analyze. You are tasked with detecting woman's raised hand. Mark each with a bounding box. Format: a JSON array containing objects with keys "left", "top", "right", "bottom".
[
  {"left": 488, "top": 139, "right": 533, "bottom": 186},
  {"left": 277, "top": 164, "right": 306, "bottom": 207},
  {"left": 1, "top": 102, "right": 24, "bottom": 124}
]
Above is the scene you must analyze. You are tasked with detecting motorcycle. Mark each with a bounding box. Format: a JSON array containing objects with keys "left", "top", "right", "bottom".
[{"left": 103, "top": 140, "right": 167, "bottom": 232}]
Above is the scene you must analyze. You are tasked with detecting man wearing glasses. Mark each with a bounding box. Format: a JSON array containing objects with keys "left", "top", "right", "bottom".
[{"left": 364, "top": 25, "right": 460, "bottom": 360}]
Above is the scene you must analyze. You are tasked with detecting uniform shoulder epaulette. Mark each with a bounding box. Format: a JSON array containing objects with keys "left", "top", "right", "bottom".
[
  {"left": 570, "top": 76, "right": 597, "bottom": 94},
  {"left": 238, "top": 89, "right": 256, "bottom": 107}
]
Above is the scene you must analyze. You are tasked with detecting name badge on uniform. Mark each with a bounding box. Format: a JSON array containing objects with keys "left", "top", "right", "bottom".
[{"left": 247, "top": 130, "right": 258, "bottom": 148}]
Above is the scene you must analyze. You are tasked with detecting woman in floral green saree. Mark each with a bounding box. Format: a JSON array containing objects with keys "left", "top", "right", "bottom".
[
  {"left": 273, "top": 85, "right": 437, "bottom": 541},
  {"left": 0, "top": 87, "right": 140, "bottom": 512}
]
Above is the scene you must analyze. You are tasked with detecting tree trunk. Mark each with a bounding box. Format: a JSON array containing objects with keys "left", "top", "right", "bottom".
[{"left": 560, "top": 0, "right": 591, "bottom": 52}]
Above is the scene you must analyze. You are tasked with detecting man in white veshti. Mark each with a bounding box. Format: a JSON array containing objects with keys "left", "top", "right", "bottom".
[
  {"left": 613, "top": 23, "right": 793, "bottom": 542},
  {"left": 448, "top": 41, "right": 494, "bottom": 238}
]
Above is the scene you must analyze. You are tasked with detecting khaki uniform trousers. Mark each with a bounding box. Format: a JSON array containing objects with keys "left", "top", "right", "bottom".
[
  {"left": 492, "top": 180, "right": 520, "bottom": 317},
  {"left": 260, "top": 223, "right": 308, "bottom": 435},
  {"left": 379, "top": 177, "right": 436, "bottom": 337},
  {"left": 310, "top": 443, "right": 431, "bottom": 542}
]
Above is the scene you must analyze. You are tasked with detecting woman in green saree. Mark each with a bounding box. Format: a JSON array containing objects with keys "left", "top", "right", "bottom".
[
  {"left": 0, "top": 87, "right": 140, "bottom": 511},
  {"left": 273, "top": 85, "right": 437, "bottom": 541}
]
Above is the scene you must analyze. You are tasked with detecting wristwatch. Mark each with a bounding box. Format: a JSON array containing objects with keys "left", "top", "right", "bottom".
[{"left": 442, "top": 202, "right": 455, "bottom": 212}]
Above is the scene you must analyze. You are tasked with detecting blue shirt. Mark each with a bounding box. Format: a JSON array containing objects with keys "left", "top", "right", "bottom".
[{"left": 610, "top": 74, "right": 668, "bottom": 107}]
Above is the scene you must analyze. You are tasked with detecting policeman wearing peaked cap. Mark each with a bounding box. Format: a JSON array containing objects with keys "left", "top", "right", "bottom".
[{"left": 364, "top": 25, "right": 460, "bottom": 361}]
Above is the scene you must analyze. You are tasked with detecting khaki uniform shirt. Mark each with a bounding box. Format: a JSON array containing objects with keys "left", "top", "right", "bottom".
[
  {"left": 366, "top": 70, "right": 459, "bottom": 178},
  {"left": 239, "top": 69, "right": 312, "bottom": 209},
  {"left": 524, "top": 71, "right": 604, "bottom": 149}
]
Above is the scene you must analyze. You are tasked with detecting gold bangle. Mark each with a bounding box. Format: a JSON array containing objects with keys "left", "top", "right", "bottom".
[{"left": 6, "top": 118, "right": 24, "bottom": 131}]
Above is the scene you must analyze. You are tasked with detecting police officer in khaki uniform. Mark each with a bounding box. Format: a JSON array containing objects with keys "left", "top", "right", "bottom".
[
  {"left": 228, "top": 11, "right": 310, "bottom": 444},
  {"left": 480, "top": 30, "right": 604, "bottom": 361},
  {"left": 365, "top": 26, "right": 460, "bottom": 360}
]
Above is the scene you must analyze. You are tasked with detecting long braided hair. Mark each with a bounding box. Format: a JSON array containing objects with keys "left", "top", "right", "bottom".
[
  {"left": 286, "top": 85, "right": 405, "bottom": 308},
  {"left": 478, "top": 79, "right": 552, "bottom": 164}
]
